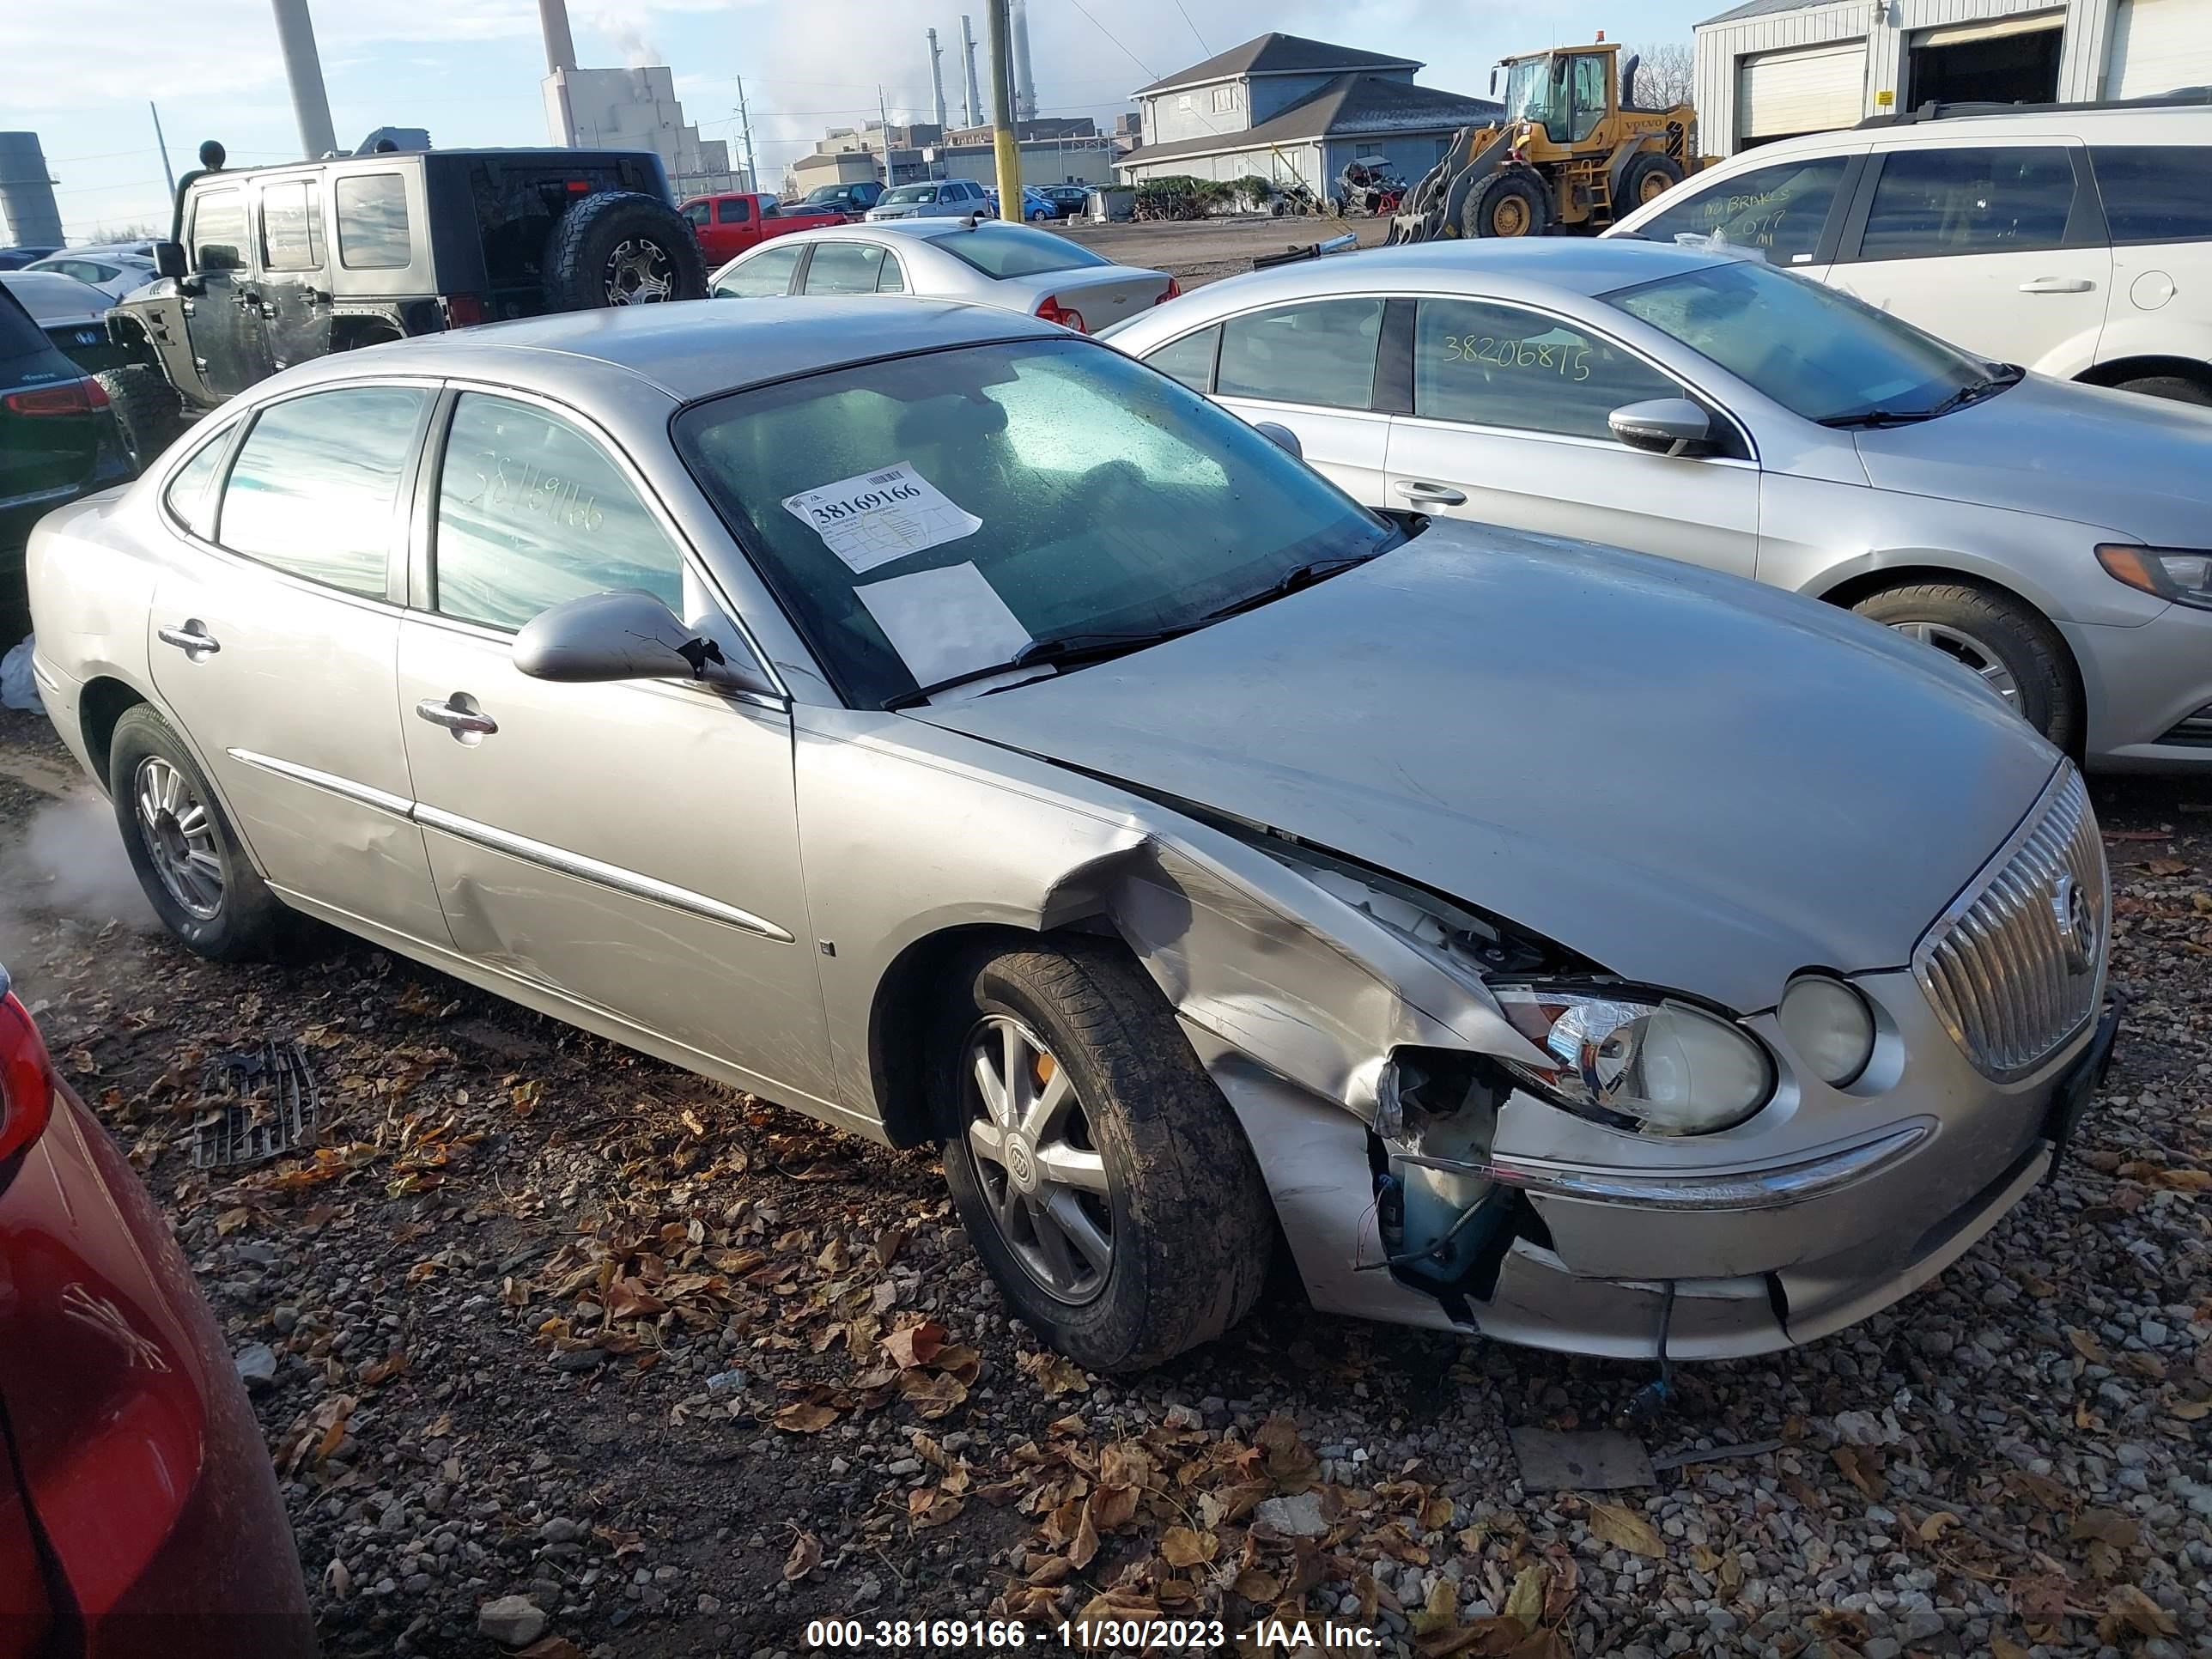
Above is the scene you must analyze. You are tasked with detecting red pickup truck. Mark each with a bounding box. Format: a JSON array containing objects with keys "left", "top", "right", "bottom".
[{"left": 680, "top": 192, "right": 848, "bottom": 266}]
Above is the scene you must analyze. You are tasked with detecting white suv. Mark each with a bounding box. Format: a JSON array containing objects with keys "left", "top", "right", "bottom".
[{"left": 1607, "top": 101, "right": 2212, "bottom": 404}]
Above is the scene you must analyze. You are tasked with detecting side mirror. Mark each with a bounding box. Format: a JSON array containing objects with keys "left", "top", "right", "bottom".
[
  {"left": 154, "top": 241, "right": 187, "bottom": 280},
  {"left": 513, "top": 591, "right": 777, "bottom": 696},
  {"left": 1489, "top": 67, "right": 1498, "bottom": 96},
  {"left": 1253, "top": 420, "right": 1304, "bottom": 461},
  {"left": 1607, "top": 398, "right": 1715, "bottom": 458}
]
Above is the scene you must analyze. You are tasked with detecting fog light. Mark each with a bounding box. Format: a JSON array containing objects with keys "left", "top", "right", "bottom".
[{"left": 1779, "top": 975, "right": 1875, "bottom": 1086}]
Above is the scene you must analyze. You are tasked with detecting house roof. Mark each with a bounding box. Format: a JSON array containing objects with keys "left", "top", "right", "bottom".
[
  {"left": 1698, "top": 0, "right": 1845, "bottom": 25},
  {"left": 1121, "top": 74, "right": 1502, "bottom": 168},
  {"left": 1133, "top": 33, "right": 1421, "bottom": 98}
]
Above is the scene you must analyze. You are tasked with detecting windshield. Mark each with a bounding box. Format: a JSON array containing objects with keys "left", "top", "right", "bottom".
[
  {"left": 674, "top": 337, "right": 1396, "bottom": 708},
  {"left": 933, "top": 223, "right": 1109, "bottom": 279},
  {"left": 1503, "top": 56, "right": 1565, "bottom": 128},
  {"left": 882, "top": 185, "right": 938, "bottom": 204},
  {"left": 804, "top": 186, "right": 846, "bottom": 204},
  {"left": 1605, "top": 258, "right": 1993, "bottom": 424}
]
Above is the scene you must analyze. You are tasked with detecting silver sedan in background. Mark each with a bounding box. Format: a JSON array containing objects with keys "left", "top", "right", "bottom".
[
  {"left": 708, "top": 219, "right": 1175, "bottom": 335},
  {"left": 1104, "top": 239, "right": 2212, "bottom": 769}
]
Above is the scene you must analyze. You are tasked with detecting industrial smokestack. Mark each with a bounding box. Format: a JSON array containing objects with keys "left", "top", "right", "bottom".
[
  {"left": 537, "top": 0, "right": 579, "bottom": 71},
  {"left": 959, "top": 15, "right": 983, "bottom": 129},
  {"left": 268, "top": 0, "right": 339, "bottom": 161},
  {"left": 1009, "top": 0, "right": 1037, "bottom": 121},
  {"left": 927, "top": 28, "right": 949, "bottom": 130},
  {"left": 0, "top": 133, "right": 64, "bottom": 248}
]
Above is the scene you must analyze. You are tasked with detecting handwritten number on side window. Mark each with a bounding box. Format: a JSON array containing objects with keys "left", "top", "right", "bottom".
[
  {"left": 1439, "top": 335, "right": 1591, "bottom": 381},
  {"left": 448, "top": 448, "right": 604, "bottom": 533}
]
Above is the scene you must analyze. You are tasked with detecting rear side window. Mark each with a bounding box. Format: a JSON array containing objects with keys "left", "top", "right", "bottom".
[
  {"left": 218, "top": 388, "right": 426, "bottom": 597},
  {"left": 803, "top": 242, "right": 888, "bottom": 295},
  {"left": 1856, "top": 147, "right": 2076, "bottom": 260},
  {"left": 1218, "top": 299, "right": 1384, "bottom": 410},
  {"left": 335, "top": 174, "right": 411, "bottom": 270},
  {"left": 164, "top": 428, "right": 232, "bottom": 541},
  {"left": 717, "top": 198, "right": 752, "bottom": 224},
  {"left": 189, "top": 189, "right": 248, "bottom": 273},
  {"left": 2090, "top": 147, "right": 2212, "bottom": 243},
  {"left": 1144, "top": 325, "right": 1220, "bottom": 392},
  {"left": 878, "top": 252, "right": 908, "bottom": 293},
  {"left": 714, "top": 243, "right": 803, "bottom": 297},
  {"left": 433, "top": 393, "right": 685, "bottom": 632},
  {"left": 260, "top": 180, "right": 325, "bottom": 272},
  {"left": 1627, "top": 155, "right": 1848, "bottom": 265}
]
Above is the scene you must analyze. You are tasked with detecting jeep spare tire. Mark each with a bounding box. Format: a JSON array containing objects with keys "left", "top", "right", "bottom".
[{"left": 542, "top": 191, "right": 707, "bottom": 311}]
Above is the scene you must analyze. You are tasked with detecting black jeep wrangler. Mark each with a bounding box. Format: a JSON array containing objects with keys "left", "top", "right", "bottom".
[{"left": 100, "top": 141, "right": 708, "bottom": 460}]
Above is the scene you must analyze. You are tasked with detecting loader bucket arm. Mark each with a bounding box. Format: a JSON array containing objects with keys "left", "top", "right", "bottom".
[{"left": 1385, "top": 123, "right": 1515, "bottom": 245}]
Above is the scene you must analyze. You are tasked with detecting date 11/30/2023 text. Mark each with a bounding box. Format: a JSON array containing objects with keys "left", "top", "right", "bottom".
[{"left": 801, "top": 1615, "right": 1382, "bottom": 1650}]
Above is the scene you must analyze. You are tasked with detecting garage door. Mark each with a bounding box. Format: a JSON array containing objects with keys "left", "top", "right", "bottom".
[
  {"left": 2106, "top": 0, "right": 2212, "bottom": 98},
  {"left": 1739, "top": 41, "right": 1869, "bottom": 143}
]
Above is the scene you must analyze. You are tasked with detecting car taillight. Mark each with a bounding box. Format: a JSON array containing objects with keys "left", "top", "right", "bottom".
[
  {"left": 1154, "top": 277, "right": 1181, "bottom": 305},
  {"left": 0, "top": 986, "right": 55, "bottom": 1175},
  {"left": 1036, "top": 295, "right": 1088, "bottom": 332},
  {"left": 3, "top": 378, "right": 98, "bottom": 416},
  {"left": 445, "top": 293, "right": 487, "bottom": 328}
]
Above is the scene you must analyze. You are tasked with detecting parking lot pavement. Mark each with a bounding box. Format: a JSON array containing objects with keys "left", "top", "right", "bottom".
[
  {"left": 3, "top": 701, "right": 2208, "bottom": 1659},
  {"left": 1058, "top": 214, "right": 1395, "bottom": 289}
]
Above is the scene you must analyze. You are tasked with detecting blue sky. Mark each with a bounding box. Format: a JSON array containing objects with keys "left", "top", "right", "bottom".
[{"left": 5, "top": 0, "right": 1715, "bottom": 243}]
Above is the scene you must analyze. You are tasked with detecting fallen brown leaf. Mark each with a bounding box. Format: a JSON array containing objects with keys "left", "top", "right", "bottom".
[
  {"left": 1159, "top": 1525, "right": 1217, "bottom": 1568},
  {"left": 772, "top": 1401, "right": 840, "bottom": 1434},
  {"left": 781, "top": 1531, "right": 823, "bottom": 1582},
  {"left": 882, "top": 1318, "right": 947, "bottom": 1370},
  {"left": 1588, "top": 1501, "right": 1664, "bottom": 1559}
]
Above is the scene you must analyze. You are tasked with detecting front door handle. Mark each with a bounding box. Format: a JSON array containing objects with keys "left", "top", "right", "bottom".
[
  {"left": 2018, "top": 276, "right": 2094, "bottom": 294},
  {"left": 1395, "top": 480, "right": 1468, "bottom": 507},
  {"left": 156, "top": 622, "right": 220, "bottom": 659},
  {"left": 415, "top": 697, "right": 498, "bottom": 738}
]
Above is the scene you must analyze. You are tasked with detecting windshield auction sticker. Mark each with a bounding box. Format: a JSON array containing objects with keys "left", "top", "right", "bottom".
[
  {"left": 854, "top": 562, "right": 1032, "bottom": 690},
  {"left": 782, "top": 461, "right": 982, "bottom": 575}
]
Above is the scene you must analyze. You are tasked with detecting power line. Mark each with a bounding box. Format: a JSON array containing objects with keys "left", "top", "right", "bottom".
[
  {"left": 1170, "top": 0, "right": 1211, "bottom": 56},
  {"left": 1058, "top": 0, "right": 1166, "bottom": 84}
]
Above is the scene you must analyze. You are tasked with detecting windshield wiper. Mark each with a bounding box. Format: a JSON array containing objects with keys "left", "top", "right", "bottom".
[
  {"left": 883, "top": 628, "right": 1194, "bottom": 709},
  {"left": 1196, "top": 553, "right": 1380, "bottom": 626},
  {"left": 1921, "top": 364, "right": 2025, "bottom": 420},
  {"left": 1818, "top": 407, "right": 1936, "bottom": 429}
]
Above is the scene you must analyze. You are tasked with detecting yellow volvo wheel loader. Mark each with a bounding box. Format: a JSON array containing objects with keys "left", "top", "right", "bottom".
[{"left": 1388, "top": 40, "right": 1699, "bottom": 244}]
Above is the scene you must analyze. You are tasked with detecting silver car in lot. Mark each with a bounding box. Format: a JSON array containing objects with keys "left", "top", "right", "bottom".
[
  {"left": 709, "top": 219, "right": 1174, "bottom": 335},
  {"left": 865, "top": 179, "right": 991, "bottom": 221},
  {"left": 27, "top": 301, "right": 2113, "bottom": 1369},
  {"left": 1104, "top": 239, "right": 2212, "bottom": 769}
]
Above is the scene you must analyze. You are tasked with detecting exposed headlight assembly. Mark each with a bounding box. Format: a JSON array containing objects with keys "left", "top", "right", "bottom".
[
  {"left": 2096, "top": 544, "right": 2212, "bottom": 611},
  {"left": 1491, "top": 985, "right": 1773, "bottom": 1136}
]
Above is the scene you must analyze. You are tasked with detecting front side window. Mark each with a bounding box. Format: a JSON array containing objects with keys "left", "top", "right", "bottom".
[
  {"left": 218, "top": 387, "right": 427, "bottom": 597},
  {"left": 335, "top": 173, "right": 411, "bottom": 270},
  {"left": 714, "top": 242, "right": 803, "bottom": 297},
  {"left": 1414, "top": 298, "right": 1678, "bottom": 440},
  {"left": 1217, "top": 298, "right": 1384, "bottom": 410},
  {"left": 189, "top": 189, "right": 248, "bottom": 273},
  {"left": 674, "top": 338, "right": 1394, "bottom": 708},
  {"left": 803, "top": 241, "right": 889, "bottom": 295},
  {"left": 1856, "top": 146, "right": 2075, "bottom": 260},
  {"left": 1607, "top": 258, "right": 1990, "bottom": 424},
  {"left": 1568, "top": 53, "right": 1609, "bottom": 143},
  {"left": 433, "top": 394, "right": 685, "bottom": 632},
  {"left": 163, "top": 426, "right": 233, "bottom": 541},
  {"left": 683, "top": 202, "right": 709, "bottom": 228},
  {"left": 259, "top": 180, "right": 325, "bottom": 272},
  {"left": 1144, "top": 325, "right": 1220, "bottom": 392},
  {"left": 933, "top": 222, "right": 1111, "bottom": 279},
  {"left": 2090, "top": 146, "right": 2212, "bottom": 243},
  {"left": 1626, "top": 156, "right": 1849, "bottom": 264},
  {"left": 717, "top": 198, "right": 753, "bottom": 224}
]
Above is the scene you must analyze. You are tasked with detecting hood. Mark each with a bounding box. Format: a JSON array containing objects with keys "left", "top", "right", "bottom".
[
  {"left": 909, "top": 523, "right": 2058, "bottom": 1013},
  {"left": 1854, "top": 374, "right": 2212, "bottom": 544}
]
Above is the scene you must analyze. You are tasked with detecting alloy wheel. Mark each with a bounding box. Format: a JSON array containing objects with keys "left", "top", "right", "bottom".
[
  {"left": 1887, "top": 620, "right": 2022, "bottom": 712},
  {"left": 960, "top": 1014, "right": 1114, "bottom": 1304},
  {"left": 134, "top": 756, "right": 224, "bottom": 920},
  {"left": 604, "top": 238, "right": 675, "bottom": 304}
]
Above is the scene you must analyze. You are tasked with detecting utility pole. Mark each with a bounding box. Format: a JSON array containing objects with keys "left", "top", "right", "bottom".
[
  {"left": 878, "top": 85, "right": 893, "bottom": 185},
  {"left": 149, "top": 101, "right": 176, "bottom": 198},
  {"left": 987, "top": 0, "right": 1022, "bottom": 221},
  {"left": 734, "top": 76, "right": 758, "bottom": 193},
  {"left": 959, "top": 15, "right": 982, "bottom": 129}
]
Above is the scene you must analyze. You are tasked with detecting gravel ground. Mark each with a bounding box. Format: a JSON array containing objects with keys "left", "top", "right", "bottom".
[
  {"left": 2, "top": 704, "right": 2208, "bottom": 1659},
  {"left": 1056, "top": 214, "right": 1395, "bottom": 290}
]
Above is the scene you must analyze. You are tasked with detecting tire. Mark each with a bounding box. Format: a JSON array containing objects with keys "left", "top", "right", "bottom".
[
  {"left": 934, "top": 939, "right": 1274, "bottom": 1373},
  {"left": 1462, "top": 170, "right": 1548, "bottom": 239},
  {"left": 2114, "top": 373, "right": 2212, "bottom": 406},
  {"left": 1851, "top": 581, "right": 2079, "bottom": 752},
  {"left": 1620, "top": 151, "right": 1685, "bottom": 212},
  {"left": 541, "top": 191, "right": 708, "bottom": 312},
  {"left": 95, "top": 364, "right": 184, "bottom": 469},
  {"left": 108, "top": 706, "right": 290, "bottom": 961}
]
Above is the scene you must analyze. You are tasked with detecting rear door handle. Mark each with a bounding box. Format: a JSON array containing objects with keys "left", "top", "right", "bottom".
[
  {"left": 1394, "top": 480, "right": 1468, "bottom": 507},
  {"left": 415, "top": 697, "right": 498, "bottom": 738},
  {"left": 156, "top": 622, "right": 220, "bottom": 659},
  {"left": 2018, "top": 276, "right": 2094, "bottom": 294}
]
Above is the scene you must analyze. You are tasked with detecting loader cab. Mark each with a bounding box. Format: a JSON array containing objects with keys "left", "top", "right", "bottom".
[{"left": 1495, "top": 45, "right": 1618, "bottom": 147}]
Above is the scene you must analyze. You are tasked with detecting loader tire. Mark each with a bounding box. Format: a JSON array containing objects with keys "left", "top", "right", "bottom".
[
  {"left": 1463, "top": 172, "right": 1548, "bottom": 239},
  {"left": 1622, "top": 151, "right": 1686, "bottom": 210}
]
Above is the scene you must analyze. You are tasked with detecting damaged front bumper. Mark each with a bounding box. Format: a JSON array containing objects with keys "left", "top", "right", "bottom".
[{"left": 1185, "top": 974, "right": 2115, "bottom": 1360}]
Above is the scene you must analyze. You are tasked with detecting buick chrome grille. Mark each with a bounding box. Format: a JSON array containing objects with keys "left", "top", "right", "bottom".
[{"left": 1913, "top": 766, "right": 2106, "bottom": 1081}]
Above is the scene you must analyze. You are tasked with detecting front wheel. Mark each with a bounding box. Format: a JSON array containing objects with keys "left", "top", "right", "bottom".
[
  {"left": 936, "top": 940, "right": 1274, "bottom": 1373},
  {"left": 2115, "top": 373, "right": 2212, "bottom": 406},
  {"left": 1462, "top": 171, "right": 1548, "bottom": 239},
  {"left": 1851, "top": 581, "right": 2079, "bottom": 752}
]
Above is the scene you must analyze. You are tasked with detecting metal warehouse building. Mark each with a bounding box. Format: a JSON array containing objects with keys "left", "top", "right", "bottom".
[{"left": 1695, "top": 0, "right": 2212, "bottom": 155}]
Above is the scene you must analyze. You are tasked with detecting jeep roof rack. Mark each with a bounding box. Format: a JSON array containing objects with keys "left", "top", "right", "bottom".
[{"left": 1856, "top": 86, "right": 2212, "bottom": 128}]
